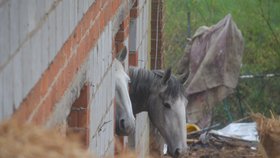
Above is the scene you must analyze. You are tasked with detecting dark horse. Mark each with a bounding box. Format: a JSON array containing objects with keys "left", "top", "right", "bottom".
[{"left": 129, "top": 67, "right": 187, "bottom": 157}]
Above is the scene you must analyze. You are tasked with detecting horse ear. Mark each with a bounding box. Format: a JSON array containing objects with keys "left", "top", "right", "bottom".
[
  {"left": 117, "top": 47, "right": 127, "bottom": 62},
  {"left": 162, "top": 68, "right": 171, "bottom": 85},
  {"left": 177, "top": 73, "right": 188, "bottom": 85}
]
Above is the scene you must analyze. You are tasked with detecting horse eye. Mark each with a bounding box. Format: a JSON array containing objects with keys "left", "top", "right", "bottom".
[{"left": 163, "top": 102, "right": 171, "bottom": 109}]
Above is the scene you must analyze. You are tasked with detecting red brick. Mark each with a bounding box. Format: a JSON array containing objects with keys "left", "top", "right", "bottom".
[
  {"left": 68, "top": 110, "right": 79, "bottom": 127},
  {"left": 67, "top": 83, "right": 90, "bottom": 147},
  {"left": 130, "top": 8, "right": 138, "bottom": 18},
  {"left": 99, "top": 8, "right": 106, "bottom": 31},
  {"left": 133, "top": 0, "right": 138, "bottom": 7},
  {"left": 73, "top": 25, "right": 82, "bottom": 44},
  {"left": 92, "top": 0, "right": 101, "bottom": 14},
  {"left": 49, "top": 53, "right": 66, "bottom": 84},
  {"left": 62, "top": 39, "right": 73, "bottom": 59},
  {"left": 13, "top": 101, "right": 29, "bottom": 122},
  {"left": 73, "top": 87, "right": 89, "bottom": 108},
  {"left": 88, "top": 21, "right": 99, "bottom": 48},
  {"left": 129, "top": 52, "right": 138, "bottom": 66},
  {"left": 104, "top": 1, "right": 111, "bottom": 26},
  {"left": 115, "top": 42, "right": 124, "bottom": 53},
  {"left": 115, "top": 31, "right": 125, "bottom": 41},
  {"left": 124, "top": 25, "right": 130, "bottom": 39},
  {"left": 112, "top": 0, "right": 121, "bottom": 14},
  {"left": 78, "top": 109, "right": 89, "bottom": 128},
  {"left": 31, "top": 94, "right": 53, "bottom": 125},
  {"left": 100, "top": 0, "right": 108, "bottom": 9},
  {"left": 88, "top": 2, "right": 99, "bottom": 24},
  {"left": 124, "top": 15, "right": 130, "bottom": 27}
]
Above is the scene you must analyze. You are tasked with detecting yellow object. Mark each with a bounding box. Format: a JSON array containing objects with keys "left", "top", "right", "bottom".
[{"left": 186, "top": 123, "right": 201, "bottom": 133}]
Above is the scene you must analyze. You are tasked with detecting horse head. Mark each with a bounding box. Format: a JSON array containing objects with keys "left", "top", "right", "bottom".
[
  {"left": 115, "top": 47, "right": 135, "bottom": 136},
  {"left": 148, "top": 68, "right": 187, "bottom": 157}
]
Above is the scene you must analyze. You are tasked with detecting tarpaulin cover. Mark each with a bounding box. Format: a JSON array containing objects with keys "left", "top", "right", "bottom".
[{"left": 177, "top": 14, "right": 244, "bottom": 128}]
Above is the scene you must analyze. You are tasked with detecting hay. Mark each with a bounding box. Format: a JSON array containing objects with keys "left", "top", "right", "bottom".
[
  {"left": 0, "top": 119, "right": 92, "bottom": 158},
  {"left": 252, "top": 113, "right": 280, "bottom": 158}
]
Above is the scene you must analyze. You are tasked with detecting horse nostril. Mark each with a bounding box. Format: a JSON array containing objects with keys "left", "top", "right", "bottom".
[
  {"left": 175, "top": 148, "right": 181, "bottom": 157},
  {"left": 120, "top": 119, "right": 125, "bottom": 129}
]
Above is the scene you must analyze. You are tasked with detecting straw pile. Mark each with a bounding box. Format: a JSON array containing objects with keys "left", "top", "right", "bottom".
[
  {"left": 252, "top": 113, "right": 280, "bottom": 158},
  {"left": 0, "top": 119, "right": 92, "bottom": 158}
]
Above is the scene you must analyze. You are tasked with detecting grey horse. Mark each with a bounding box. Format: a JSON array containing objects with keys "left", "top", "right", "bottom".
[{"left": 129, "top": 67, "right": 187, "bottom": 157}]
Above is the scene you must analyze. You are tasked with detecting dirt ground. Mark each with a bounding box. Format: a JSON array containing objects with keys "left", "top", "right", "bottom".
[{"left": 185, "top": 144, "right": 261, "bottom": 158}]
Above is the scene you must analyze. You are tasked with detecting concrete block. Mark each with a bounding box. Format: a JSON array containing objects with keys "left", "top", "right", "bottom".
[
  {"left": 136, "top": 17, "right": 140, "bottom": 50},
  {"left": 77, "top": 0, "right": 83, "bottom": 23},
  {"left": 9, "top": 0, "right": 20, "bottom": 55},
  {"left": 0, "top": 72, "right": 3, "bottom": 120},
  {"left": 35, "top": 0, "right": 46, "bottom": 23},
  {"left": 129, "top": 19, "right": 137, "bottom": 52},
  {"left": 19, "top": 1, "right": 28, "bottom": 45},
  {"left": 13, "top": 52, "right": 23, "bottom": 109},
  {"left": 27, "top": 0, "right": 36, "bottom": 34},
  {"left": 111, "top": 65, "right": 115, "bottom": 101},
  {"left": 55, "top": 2, "right": 63, "bottom": 59},
  {"left": 100, "top": 33, "right": 104, "bottom": 76},
  {"left": 69, "top": 0, "right": 76, "bottom": 34},
  {"left": 73, "top": 0, "right": 78, "bottom": 26},
  {"left": 45, "top": 0, "right": 54, "bottom": 13},
  {"left": 2, "top": 61, "right": 14, "bottom": 119},
  {"left": 21, "top": 41, "right": 32, "bottom": 99},
  {"left": 91, "top": 100, "right": 97, "bottom": 127},
  {"left": 0, "top": 2, "right": 10, "bottom": 66},
  {"left": 92, "top": 47, "right": 97, "bottom": 92},
  {"left": 41, "top": 19, "right": 49, "bottom": 72},
  {"left": 31, "top": 31, "right": 42, "bottom": 85},
  {"left": 62, "top": 0, "right": 70, "bottom": 43},
  {"left": 88, "top": 50, "right": 93, "bottom": 83},
  {"left": 83, "top": 0, "right": 89, "bottom": 14},
  {"left": 48, "top": 9, "right": 56, "bottom": 68},
  {"left": 89, "top": 0, "right": 96, "bottom": 6},
  {"left": 97, "top": 39, "right": 101, "bottom": 83}
]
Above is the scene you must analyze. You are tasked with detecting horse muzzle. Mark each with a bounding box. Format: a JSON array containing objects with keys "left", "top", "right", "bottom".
[{"left": 167, "top": 146, "right": 187, "bottom": 158}]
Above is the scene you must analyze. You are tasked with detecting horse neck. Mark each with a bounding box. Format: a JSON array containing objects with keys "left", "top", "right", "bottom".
[{"left": 129, "top": 67, "right": 154, "bottom": 114}]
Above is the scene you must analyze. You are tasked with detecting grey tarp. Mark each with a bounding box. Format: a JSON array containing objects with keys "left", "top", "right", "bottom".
[{"left": 177, "top": 14, "right": 244, "bottom": 128}]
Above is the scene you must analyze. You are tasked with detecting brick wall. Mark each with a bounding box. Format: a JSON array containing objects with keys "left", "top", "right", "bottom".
[
  {"left": 0, "top": 0, "right": 136, "bottom": 157},
  {"left": 67, "top": 84, "right": 90, "bottom": 148},
  {"left": 0, "top": 0, "right": 161, "bottom": 156}
]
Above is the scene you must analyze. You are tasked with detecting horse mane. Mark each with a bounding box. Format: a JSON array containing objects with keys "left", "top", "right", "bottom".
[{"left": 129, "top": 67, "right": 184, "bottom": 98}]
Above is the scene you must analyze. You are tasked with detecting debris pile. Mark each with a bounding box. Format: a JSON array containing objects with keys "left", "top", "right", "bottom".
[{"left": 180, "top": 113, "right": 280, "bottom": 158}]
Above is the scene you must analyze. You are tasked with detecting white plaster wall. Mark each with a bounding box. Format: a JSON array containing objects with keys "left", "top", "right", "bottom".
[
  {"left": 88, "top": 22, "right": 115, "bottom": 157},
  {"left": 0, "top": 0, "right": 95, "bottom": 121}
]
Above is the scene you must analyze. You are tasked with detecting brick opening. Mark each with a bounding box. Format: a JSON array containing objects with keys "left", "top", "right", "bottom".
[{"left": 67, "top": 84, "right": 90, "bottom": 148}]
